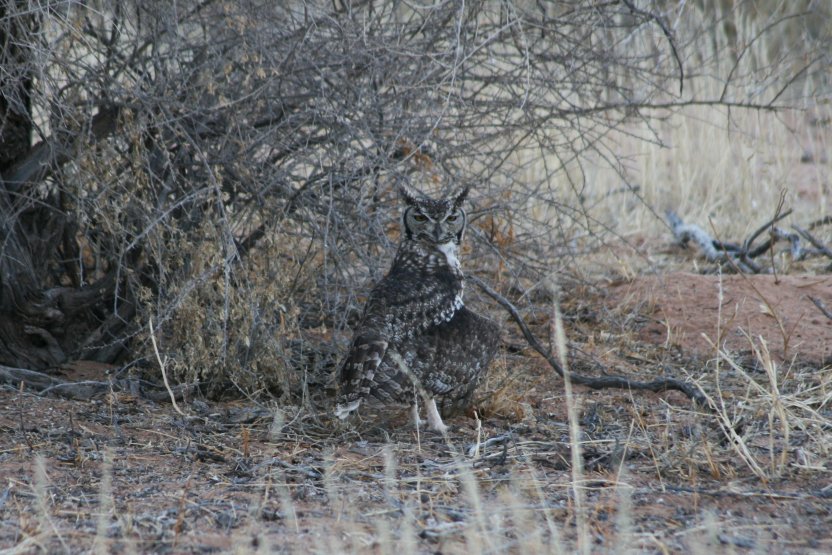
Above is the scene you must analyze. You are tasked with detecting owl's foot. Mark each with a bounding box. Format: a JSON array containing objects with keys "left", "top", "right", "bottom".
[
  {"left": 411, "top": 404, "right": 426, "bottom": 428},
  {"left": 426, "top": 398, "right": 449, "bottom": 433},
  {"left": 334, "top": 399, "right": 361, "bottom": 420}
]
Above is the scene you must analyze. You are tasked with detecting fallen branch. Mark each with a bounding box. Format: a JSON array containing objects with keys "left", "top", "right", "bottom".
[
  {"left": 666, "top": 209, "right": 832, "bottom": 273},
  {"left": 0, "top": 363, "right": 194, "bottom": 402},
  {"left": 792, "top": 225, "right": 832, "bottom": 261},
  {"left": 808, "top": 296, "right": 832, "bottom": 321},
  {"left": 743, "top": 208, "right": 793, "bottom": 255},
  {"left": 469, "top": 276, "right": 707, "bottom": 406},
  {"left": 0, "top": 365, "right": 64, "bottom": 390},
  {"left": 769, "top": 227, "right": 803, "bottom": 260},
  {"left": 666, "top": 209, "right": 725, "bottom": 262}
]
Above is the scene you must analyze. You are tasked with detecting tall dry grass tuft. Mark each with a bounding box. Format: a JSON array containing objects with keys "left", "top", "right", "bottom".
[
  {"left": 552, "top": 292, "right": 591, "bottom": 555},
  {"left": 93, "top": 448, "right": 114, "bottom": 555},
  {"left": 613, "top": 469, "right": 634, "bottom": 555},
  {"left": 33, "top": 456, "right": 68, "bottom": 552}
]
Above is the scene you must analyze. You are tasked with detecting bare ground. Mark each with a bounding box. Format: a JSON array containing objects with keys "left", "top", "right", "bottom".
[
  {"left": 607, "top": 273, "right": 832, "bottom": 366},
  {"left": 2, "top": 272, "right": 831, "bottom": 553}
]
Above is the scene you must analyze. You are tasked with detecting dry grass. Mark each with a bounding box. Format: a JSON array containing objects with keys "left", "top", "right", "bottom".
[
  {"left": 528, "top": 95, "right": 832, "bottom": 281},
  {"left": 2, "top": 331, "right": 830, "bottom": 553},
  {"left": 3, "top": 265, "right": 832, "bottom": 552}
]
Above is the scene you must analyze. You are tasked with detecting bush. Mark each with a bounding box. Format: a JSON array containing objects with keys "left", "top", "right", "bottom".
[{"left": 0, "top": 1, "right": 828, "bottom": 399}]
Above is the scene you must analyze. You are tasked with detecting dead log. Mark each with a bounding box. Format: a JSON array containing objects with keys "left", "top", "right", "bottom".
[{"left": 0, "top": 365, "right": 65, "bottom": 390}]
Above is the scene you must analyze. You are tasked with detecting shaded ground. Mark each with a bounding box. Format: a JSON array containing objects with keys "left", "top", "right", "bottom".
[
  {"left": 2, "top": 271, "right": 832, "bottom": 555},
  {"left": 1, "top": 391, "right": 830, "bottom": 554}
]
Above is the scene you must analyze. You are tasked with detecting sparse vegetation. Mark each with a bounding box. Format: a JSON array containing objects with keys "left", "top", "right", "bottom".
[{"left": 1, "top": 1, "right": 831, "bottom": 553}]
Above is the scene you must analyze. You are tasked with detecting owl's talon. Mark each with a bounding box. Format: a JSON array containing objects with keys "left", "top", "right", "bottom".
[
  {"left": 334, "top": 399, "right": 361, "bottom": 420},
  {"left": 426, "top": 398, "right": 449, "bottom": 433},
  {"left": 411, "top": 404, "right": 426, "bottom": 428}
]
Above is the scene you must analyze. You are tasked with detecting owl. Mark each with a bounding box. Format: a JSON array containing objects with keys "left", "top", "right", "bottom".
[{"left": 334, "top": 183, "right": 500, "bottom": 432}]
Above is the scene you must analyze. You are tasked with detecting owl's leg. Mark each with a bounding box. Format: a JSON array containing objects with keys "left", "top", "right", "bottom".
[
  {"left": 411, "top": 403, "right": 426, "bottom": 428},
  {"left": 425, "top": 398, "right": 448, "bottom": 433},
  {"left": 334, "top": 399, "right": 361, "bottom": 419}
]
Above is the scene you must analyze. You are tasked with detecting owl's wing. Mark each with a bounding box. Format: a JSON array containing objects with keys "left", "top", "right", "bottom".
[{"left": 335, "top": 271, "right": 462, "bottom": 417}]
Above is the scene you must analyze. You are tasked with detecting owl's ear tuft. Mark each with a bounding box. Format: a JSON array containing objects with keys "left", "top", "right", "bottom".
[
  {"left": 451, "top": 185, "right": 471, "bottom": 209},
  {"left": 398, "top": 183, "right": 421, "bottom": 206}
]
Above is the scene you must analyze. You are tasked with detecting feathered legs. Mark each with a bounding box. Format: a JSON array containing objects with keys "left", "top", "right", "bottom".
[
  {"left": 425, "top": 398, "right": 448, "bottom": 433},
  {"left": 410, "top": 397, "right": 448, "bottom": 433}
]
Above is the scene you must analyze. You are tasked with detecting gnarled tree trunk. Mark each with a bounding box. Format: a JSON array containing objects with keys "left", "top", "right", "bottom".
[{"left": 0, "top": 3, "right": 129, "bottom": 371}]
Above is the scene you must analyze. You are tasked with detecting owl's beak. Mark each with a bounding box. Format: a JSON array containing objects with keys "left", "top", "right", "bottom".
[{"left": 433, "top": 227, "right": 444, "bottom": 243}]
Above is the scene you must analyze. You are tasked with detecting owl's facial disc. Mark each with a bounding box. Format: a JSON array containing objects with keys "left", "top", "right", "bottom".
[{"left": 406, "top": 206, "right": 465, "bottom": 245}]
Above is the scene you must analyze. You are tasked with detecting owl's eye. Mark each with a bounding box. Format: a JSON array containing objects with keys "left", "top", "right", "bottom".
[
  {"left": 413, "top": 213, "right": 428, "bottom": 222},
  {"left": 446, "top": 212, "right": 460, "bottom": 222}
]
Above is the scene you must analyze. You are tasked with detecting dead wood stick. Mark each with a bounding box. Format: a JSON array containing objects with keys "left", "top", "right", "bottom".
[
  {"left": 743, "top": 208, "right": 792, "bottom": 255},
  {"left": 737, "top": 252, "right": 763, "bottom": 273},
  {"left": 745, "top": 228, "right": 803, "bottom": 260},
  {"left": 0, "top": 366, "right": 111, "bottom": 399},
  {"left": 771, "top": 227, "right": 803, "bottom": 260},
  {"left": 808, "top": 296, "right": 832, "bottom": 321},
  {"left": 666, "top": 210, "right": 722, "bottom": 261},
  {"left": 666, "top": 211, "right": 750, "bottom": 270},
  {"left": 808, "top": 215, "right": 832, "bottom": 230},
  {"left": 0, "top": 365, "right": 65, "bottom": 390},
  {"left": 469, "top": 276, "right": 707, "bottom": 406},
  {"left": 37, "top": 381, "right": 114, "bottom": 399},
  {"left": 792, "top": 225, "right": 832, "bottom": 261}
]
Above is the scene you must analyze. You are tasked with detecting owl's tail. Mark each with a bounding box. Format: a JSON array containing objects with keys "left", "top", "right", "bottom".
[{"left": 334, "top": 334, "right": 388, "bottom": 419}]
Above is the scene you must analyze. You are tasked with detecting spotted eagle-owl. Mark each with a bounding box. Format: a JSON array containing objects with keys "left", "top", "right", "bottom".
[{"left": 334, "top": 184, "right": 500, "bottom": 432}]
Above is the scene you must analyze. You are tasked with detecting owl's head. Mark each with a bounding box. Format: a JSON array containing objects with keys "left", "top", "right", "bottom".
[{"left": 399, "top": 184, "right": 470, "bottom": 245}]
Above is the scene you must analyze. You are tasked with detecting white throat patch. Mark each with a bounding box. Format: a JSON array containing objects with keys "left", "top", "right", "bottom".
[{"left": 437, "top": 242, "right": 460, "bottom": 271}]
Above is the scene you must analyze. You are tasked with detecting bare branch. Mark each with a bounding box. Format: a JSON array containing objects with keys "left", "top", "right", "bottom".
[
  {"left": 809, "top": 296, "right": 832, "bottom": 321},
  {"left": 469, "top": 275, "right": 707, "bottom": 406},
  {"left": 0, "top": 1, "right": 825, "bottom": 398},
  {"left": 792, "top": 225, "right": 832, "bottom": 261},
  {"left": 620, "top": 0, "right": 684, "bottom": 94}
]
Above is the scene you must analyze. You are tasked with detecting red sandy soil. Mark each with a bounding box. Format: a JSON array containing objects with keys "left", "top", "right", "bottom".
[{"left": 608, "top": 273, "right": 832, "bottom": 366}]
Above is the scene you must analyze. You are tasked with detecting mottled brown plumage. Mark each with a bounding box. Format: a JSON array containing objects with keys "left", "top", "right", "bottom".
[{"left": 335, "top": 184, "right": 500, "bottom": 431}]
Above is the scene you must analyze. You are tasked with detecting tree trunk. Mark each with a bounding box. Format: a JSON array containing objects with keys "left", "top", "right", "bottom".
[
  {"left": 0, "top": 0, "right": 33, "bottom": 175},
  {"left": 0, "top": 1, "right": 45, "bottom": 368},
  {"left": 0, "top": 4, "right": 128, "bottom": 371}
]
